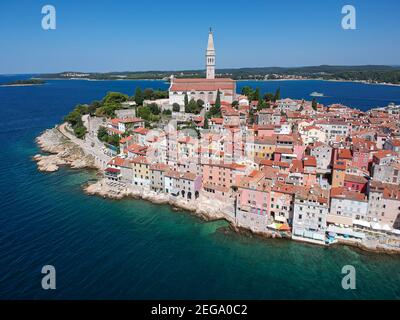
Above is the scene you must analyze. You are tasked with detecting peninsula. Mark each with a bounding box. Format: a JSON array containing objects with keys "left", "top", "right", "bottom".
[
  {"left": 1, "top": 79, "right": 45, "bottom": 87},
  {"left": 35, "top": 30, "right": 400, "bottom": 254}
]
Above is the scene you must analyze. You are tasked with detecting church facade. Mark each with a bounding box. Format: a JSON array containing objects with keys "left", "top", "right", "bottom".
[{"left": 169, "top": 30, "right": 236, "bottom": 107}]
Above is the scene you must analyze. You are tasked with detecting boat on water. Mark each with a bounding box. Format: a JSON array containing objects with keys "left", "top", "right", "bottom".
[{"left": 310, "top": 92, "right": 324, "bottom": 97}]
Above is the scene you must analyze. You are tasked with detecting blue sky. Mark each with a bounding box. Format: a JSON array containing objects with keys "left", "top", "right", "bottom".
[{"left": 0, "top": 0, "right": 399, "bottom": 74}]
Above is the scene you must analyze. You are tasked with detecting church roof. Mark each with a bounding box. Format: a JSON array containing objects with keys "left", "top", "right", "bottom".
[{"left": 170, "top": 78, "right": 235, "bottom": 91}]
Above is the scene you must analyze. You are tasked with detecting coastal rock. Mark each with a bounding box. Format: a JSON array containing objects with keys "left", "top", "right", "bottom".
[
  {"left": 84, "top": 178, "right": 231, "bottom": 224},
  {"left": 34, "top": 128, "right": 95, "bottom": 172}
]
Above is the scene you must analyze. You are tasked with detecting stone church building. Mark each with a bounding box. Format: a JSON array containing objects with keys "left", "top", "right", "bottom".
[{"left": 168, "top": 29, "right": 236, "bottom": 107}]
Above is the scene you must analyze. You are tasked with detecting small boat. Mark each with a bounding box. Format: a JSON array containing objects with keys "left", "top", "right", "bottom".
[{"left": 310, "top": 92, "right": 324, "bottom": 97}]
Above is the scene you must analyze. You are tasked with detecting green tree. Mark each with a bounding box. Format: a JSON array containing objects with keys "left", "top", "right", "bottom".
[
  {"left": 257, "top": 98, "right": 267, "bottom": 111},
  {"left": 215, "top": 90, "right": 221, "bottom": 110},
  {"left": 264, "top": 93, "right": 274, "bottom": 101},
  {"left": 143, "top": 88, "right": 154, "bottom": 100},
  {"left": 103, "top": 92, "right": 128, "bottom": 105},
  {"left": 184, "top": 93, "right": 189, "bottom": 107},
  {"left": 185, "top": 98, "right": 200, "bottom": 114},
  {"left": 108, "top": 134, "right": 120, "bottom": 148},
  {"left": 172, "top": 103, "right": 181, "bottom": 112},
  {"left": 97, "top": 126, "right": 108, "bottom": 141},
  {"left": 74, "top": 125, "right": 87, "bottom": 139},
  {"left": 249, "top": 109, "right": 255, "bottom": 125},
  {"left": 137, "top": 106, "right": 151, "bottom": 120},
  {"left": 312, "top": 98, "right": 318, "bottom": 111},
  {"left": 232, "top": 100, "right": 239, "bottom": 108},
  {"left": 88, "top": 100, "right": 101, "bottom": 115},
  {"left": 253, "top": 88, "right": 260, "bottom": 101},
  {"left": 241, "top": 86, "right": 254, "bottom": 98},
  {"left": 64, "top": 105, "right": 88, "bottom": 139},
  {"left": 64, "top": 109, "right": 82, "bottom": 127},
  {"left": 148, "top": 103, "right": 161, "bottom": 115},
  {"left": 153, "top": 90, "right": 169, "bottom": 99},
  {"left": 134, "top": 87, "right": 144, "bottom": 106},
  {"left": 203, "top": 118, "right": 209, "bottom": 129},
  {"left": 273, "top": 88, "right": 281, "bottom": 101},
  {"left": 197, "top": 99, "right": 205, "bottom": 109},
  {"left": 97, "top": 103, "right": 120, "bottom": 117}
]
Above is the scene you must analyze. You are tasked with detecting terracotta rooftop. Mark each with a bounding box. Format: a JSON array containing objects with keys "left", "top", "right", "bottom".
[{"left": 170, "top": 78, "right": 235, "bottom": 91}]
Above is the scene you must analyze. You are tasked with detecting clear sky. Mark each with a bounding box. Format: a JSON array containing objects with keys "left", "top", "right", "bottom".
[{"left": 1, "top": 0, "right": 399, "bottom": 74}]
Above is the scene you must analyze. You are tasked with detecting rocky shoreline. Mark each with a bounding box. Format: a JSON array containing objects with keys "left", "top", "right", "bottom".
[
  {"left": 83, "top": 178, "right": 231, "bottom": 223},
  {"left": 33, "top": 128, "right": 95, "bottom": 172},
  {"left": 33, "top": 128, "right": 400, "bottom": 255}
]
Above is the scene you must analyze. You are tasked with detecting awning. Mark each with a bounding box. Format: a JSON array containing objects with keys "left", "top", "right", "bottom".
[
  {"left": 353, "top": 219, "right": 370, "bottom": 228},
  {"left": 390, "top": 229, "right": 400, "bottom": 235},
  {"left": 294, "top": 229, "right": 304, "bottom": 236},
  {"left": 278, "top": 224, "right": 291, "bottom": 231},
  {"left": 327, "top": 225, "right": 365, "bottom": 239},
  {"left": 274, "top": 215, "right": 287, "bottom": 223},
  {"left": 327, "top": 214, "right": 353, "bottom": 226},
  {"left": 267, "top": 223, "right": 278, "bottom": 230},
  {"left": 171, "top": 188, "right": 180, "bottom": 196},
  {"left": 282, "top": 154, "right": 296, "bottom": 158},
  {"left": 371, "top": 222, "right": 383, "bottom": 230},
  {"left": 304, "top": 230, "right": 314, "bottom": 239},
  {"left": 105, "top": 167, "right": 120, "bottom": 173},
  {"left": 381, "top": 224, "right": 392, "bottom": 232},
  {"left": 312, "top": 233, "right": 326, "bottom": 241}
]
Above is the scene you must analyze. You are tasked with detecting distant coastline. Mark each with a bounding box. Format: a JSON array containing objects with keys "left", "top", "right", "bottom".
[
  {"left": 31, "top": 76, "right": 400, "bottom": 88},
  {"left": 35, "top": 65, "right": 400, "bottom": 86}
]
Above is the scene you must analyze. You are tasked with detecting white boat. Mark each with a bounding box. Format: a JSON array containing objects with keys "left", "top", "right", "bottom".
[{"left": 310, "top": 92, "right": 324, "bottom": 97}]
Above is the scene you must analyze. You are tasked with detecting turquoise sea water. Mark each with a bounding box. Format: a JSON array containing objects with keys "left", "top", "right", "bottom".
[{"left": 0, "top": 76, "right": 400, "bottom": 299}]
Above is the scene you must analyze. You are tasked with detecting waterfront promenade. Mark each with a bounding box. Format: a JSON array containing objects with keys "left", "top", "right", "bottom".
[{"left": 58, "top": 116, "right": 111, "bottom": 169}]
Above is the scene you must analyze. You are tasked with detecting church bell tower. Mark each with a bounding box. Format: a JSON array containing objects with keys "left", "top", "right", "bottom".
[{"left": 206, "top": 28, "right": 215, "bottom": 80}]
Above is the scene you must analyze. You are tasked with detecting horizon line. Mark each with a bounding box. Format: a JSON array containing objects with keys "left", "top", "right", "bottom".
[{"left": 2, "top": 64, "right": 400, "bottom": 76}]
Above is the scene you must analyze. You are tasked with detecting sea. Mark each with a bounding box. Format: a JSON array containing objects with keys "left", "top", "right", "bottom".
[{"left": 0, "top": 75, "right": 400, "bottom": 299}]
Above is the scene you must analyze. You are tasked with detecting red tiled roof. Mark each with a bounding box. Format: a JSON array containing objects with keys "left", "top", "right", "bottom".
[
  {"left": 330, "top": 187, "right": 366, "bottom": 201},
  {"left": 211, "top": 118, "right": 223, "bottom": 125},
  {"left": 150, "top": 163, "right": 169, "bottom": 172},
  {"left": 344, "top": 174, "right": 368, "bottom": 184},
  {"left": 303, "top": 156, "right": 317, "bottom": 167},
  {"left": 119, "top": 117, "right": 144, "bottom": 124},
  {"left": 374, "top": 150, "right": 396, "bottom": 159},
  {"left": 120, "top": 136, "right": 133, "bottom": 144},
  {"left": 131, "top": 156, "right": 149, "bottom": 165},
  {"left": 108, "top": 127, "right": 123, "bottom": 135},
  {"left": 338, "top": 149, "right": 352, "bottom": 160},
  {"left": 170, "top": 78, "right": 235, "bottom": 91},
  {"left": 107, "top": 157, "right": 127, "bottom": 167},
  {"left": 133, "top": 127, "right": 149, "bottom": 135},
  {"left": 105, "top": 167, "right": 120, "bottom": 173}
]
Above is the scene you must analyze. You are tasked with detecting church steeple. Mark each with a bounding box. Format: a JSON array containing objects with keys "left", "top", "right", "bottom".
[{"left": 206, "top": 28, "right": 215, "bottom": 79}]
